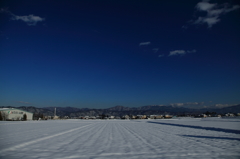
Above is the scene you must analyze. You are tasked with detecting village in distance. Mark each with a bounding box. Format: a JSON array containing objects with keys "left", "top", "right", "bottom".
[{"left": 1, "top": 104, "right": 240, "bottom": 121}]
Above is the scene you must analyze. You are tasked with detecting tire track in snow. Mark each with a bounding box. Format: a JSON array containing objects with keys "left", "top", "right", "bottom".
[
  {"left": 80, "top": 122, "right": 108, "bottom": 144},
  {"left": 0, "top": 123, "right": 68, "bottom": 139},
  {"left": 0, "top": 123, "right": 95, "bottom": 153},
  {"left": 125, "top": 121, "right": 224, "bottom": 154},
  {"left": 146, "top": 121, "right": 227, "bottom": 152},
  {"left": 128, "top": 122, "right": 175, "bottom": 147},
  {"left": 102, "top": 122, "right": 112, "bottom": 150},
  {"left": 51, "top": 122, "right": 108, "bottom": 153},
  {"left": 65, "top": 151, "right": 225, "bottom": 159},
  {"left": 126, "top": 121, "right": 231, "bottom": 156},
  {"left": 56, "top": 121, "right": 109, "bottom": 153},
  {"left": 46, "top": 122, "right": 105, "bottom": 152},
  {"left": 84, "top": 122, "right": 110, "bottom": 154},
  {"left": 115, "top": 122, "right": 134, "bottom": 153},
  {"left": 117, "top": 122, "right": 159, "bottom": 153},
  {"left": 124, "top": 122, "right": 171, "bottom": 148},
  {"left": 0, "top": 121, "right": 93, "bottom": 148}
]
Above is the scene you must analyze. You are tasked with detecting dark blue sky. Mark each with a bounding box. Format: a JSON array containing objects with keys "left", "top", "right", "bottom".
[{"left": 1, "top": 0, "right": 240, "bottom": 108}]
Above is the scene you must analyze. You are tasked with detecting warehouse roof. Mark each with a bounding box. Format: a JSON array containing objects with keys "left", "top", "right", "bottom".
[{"left": 0, "top": 108, "right": 33, "bottom": 114}]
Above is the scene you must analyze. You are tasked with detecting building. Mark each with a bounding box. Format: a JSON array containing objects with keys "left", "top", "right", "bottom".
[
  {"left": 156, "top": 115, "right": 164, "bottom": 119},
  {"left": 0, "top": 108, "right": 33, "bottom": 121},
  {"left": 109, "top": 116, "right": 115, "bottom": 119},
  {"left": 164, "top": 115, "right": 173, "bottom": 119},
  {"left": 53, "top": 107, "right": 59, "bottom": 119}
]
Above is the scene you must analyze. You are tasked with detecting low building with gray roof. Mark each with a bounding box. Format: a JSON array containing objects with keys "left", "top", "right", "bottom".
[{"left": 0, "top": 108, "right": 33, "bottom": 121}]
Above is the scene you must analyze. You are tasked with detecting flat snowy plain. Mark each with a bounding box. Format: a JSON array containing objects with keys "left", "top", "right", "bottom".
[{"left": 0, "top": 118, "right": 240, "bottom": 159}]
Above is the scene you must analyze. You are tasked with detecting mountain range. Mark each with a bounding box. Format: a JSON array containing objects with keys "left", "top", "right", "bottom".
[{"left": 1, "top": 104, "right": 240, "bottom": 117}]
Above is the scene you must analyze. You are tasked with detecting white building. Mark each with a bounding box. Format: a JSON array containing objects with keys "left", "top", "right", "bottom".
[
  {"left": 53, "top": 107, "right": 59, "bottom": 119},
  {"left": 0, "top": 108, "right": 33, "bottom": 121}
]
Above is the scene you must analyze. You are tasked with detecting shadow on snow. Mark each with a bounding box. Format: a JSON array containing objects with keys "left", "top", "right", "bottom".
[
  {"left": 147, "top": 121, "right": 240, "bottom": 134},
  {"left": 181, "top": 135, "right": 240, "bottom": 141}
]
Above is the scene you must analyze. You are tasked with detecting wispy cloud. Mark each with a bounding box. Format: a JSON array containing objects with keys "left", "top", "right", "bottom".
[
  {"left": 169, "top": 49, "right": 196, "bottom": 56},
  {"left": 158, "top": 54, "right": 164, "bottom": 58},
  {"left": 169, "top": 102, "right": 237, "bottom": 109},
  {"left": 214, "top": 103, "right": 237, "bottom": 108},
  {"left": 139, "top": 42, "right": 151, "bottom": 46},
  {"left": 169, "top": 50, "right": 186, "bottom": 56},
  {"left": 170, "top": 102, "right": 204, "bottom": 107},
  {"left": 12, "top": 14, "right": 45, "bottom": 26},
  {"left": 170, "top": 103, "right": 185, "bottom": 107},
  {"left": 187, "top": 49, "right": 196, "bottom": 53},
  {"left": 193, "top": 0, "right": 240, "bottom": 28},
  {"left": 182, "top": 25, "right": 188, "bottom": 29},
  {"left": 16, "top": 101, "right": 32, "bottom": 105},
  {"left": 1, "top": 8, "right": 45, "bottom": 26},
  {"left": 152, "top": 48, "right": 159, "bottom": 53}
]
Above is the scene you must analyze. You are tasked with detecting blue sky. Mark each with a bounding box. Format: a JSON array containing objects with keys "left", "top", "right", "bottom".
[{"left": 1, "top": 0, "right": 240, "bottom": 108}]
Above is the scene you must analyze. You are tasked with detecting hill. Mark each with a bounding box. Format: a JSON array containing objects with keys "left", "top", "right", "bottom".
[{"left": 1, "top": 104, "right": 240, "bottom": 117}]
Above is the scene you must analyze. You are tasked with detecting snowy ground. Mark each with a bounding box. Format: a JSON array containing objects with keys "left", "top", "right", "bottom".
[{"left": 0, "top": 118, "right": 240, "bottom": 159}]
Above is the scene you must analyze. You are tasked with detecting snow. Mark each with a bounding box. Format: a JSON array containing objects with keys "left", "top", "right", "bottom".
[
  {"left": 0, "top": 108, "right": 12, "bottom": 110},
  {"left": 0, "top": 118, "right": 240, "bottom": 159}
]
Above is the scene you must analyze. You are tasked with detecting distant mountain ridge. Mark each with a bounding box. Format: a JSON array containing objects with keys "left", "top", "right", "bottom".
[{"left": 1, "top": 104, "right": 240, "bottom": 117}]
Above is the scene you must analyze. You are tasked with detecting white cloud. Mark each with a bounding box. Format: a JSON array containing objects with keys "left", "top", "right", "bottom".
[
  {"left": 139, "top": 42, "right": 151, "bottom": 46},
  {"left": 169, "top": 49, "right": 196, "bottom": 56},
  {"left": 170, "top": 102, "right": 205, "bottom": 107},
  {"left": 158, "top": 54, "right": 164, "bottom": 58},
  {"left": 16, "top": 101, "right": 32, "bottom": 104},
  {"left": 196, "top": 1, "right": 216, "bottom": 11},
  {"left": 169, "top": 50, "right": 186, "bottom": 56},
  {"left": 186, "top": 102, "right": 204, "bottom": 105},
  {"left": 12, "top": 14, "right": 45, "bottom": 26},
  {"left": 1, "top": 8, "right": 45, "bottom": 26},
  {"left": 170, "top": 103, "right": 184, "bottom": 107},
  {"left": 214, "top": 103, "right": 237, "bottom": 108},
  {"left": 170, "top": 102, "right": 204, "bottom": 107},
  {"left": 187, "top": 49, "right": 196, "bottom": 53},
  {"left": 194, "top": 16, "right": 220, "bottom": 28},
  {"left": 193, "top": 0, "right": 240, "bottom": 28},
  {"left": 182, "top": 25, "right": 188, "bottom": 29},
  {"left": 152, "top": 48, "right": 159, "bottom": 53}
]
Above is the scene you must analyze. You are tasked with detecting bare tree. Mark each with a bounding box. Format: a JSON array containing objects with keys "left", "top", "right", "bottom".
[
  {"left": 0, "top": 112, "right": 2, "bottom": 121},
  {"left": 0, "top": 112, "right": 9, "bottom": 121},
  {"left": 23, "top": 114, "right": 27, "bottom": 121}
]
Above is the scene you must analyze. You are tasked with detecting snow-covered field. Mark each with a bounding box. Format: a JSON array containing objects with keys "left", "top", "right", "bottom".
[{"left": 0, "top": 118, "right": 239, "bottom": 159}]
